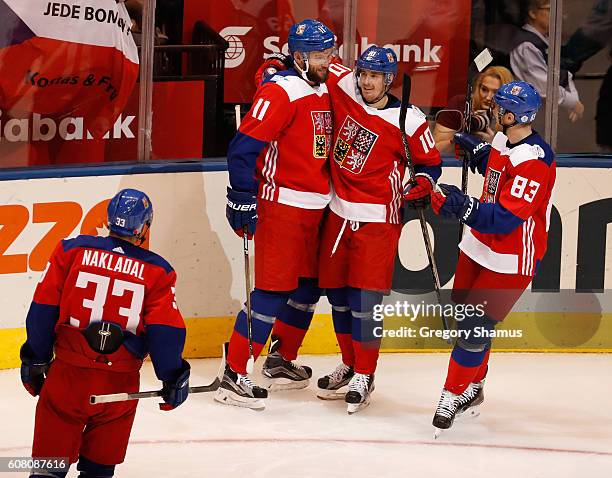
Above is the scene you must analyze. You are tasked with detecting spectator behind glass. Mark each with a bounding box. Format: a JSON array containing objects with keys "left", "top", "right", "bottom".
[
  {"left": 562, "top": 0, "right": 612, "bottom": 153},
  {"left": 510, "top": 0, "right": 585, "bottom": 122},
  {"left": 433, "top": 66, "right": 513, "bottom": 154}
]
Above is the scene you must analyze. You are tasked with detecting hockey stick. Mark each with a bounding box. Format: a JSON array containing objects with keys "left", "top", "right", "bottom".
[
  {"left": 459, "top": 48, "right": 493, "bottom": 238},
  {"left": 234, "top": 104, "right": 255, "bottom": 374},
  {"left": 89, "top": 377, "right": 221, "bottom": 404},
  {"left": 243, "top": 226, "right": 255, "bottom": 374},
  {"left": 399, "top": 74, "right": 449, "bottom": 335}
]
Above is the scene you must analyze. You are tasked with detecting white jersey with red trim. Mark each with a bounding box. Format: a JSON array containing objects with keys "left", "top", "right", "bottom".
[
  {"left": 460, "top": 131, "right": 556, "bottom": 276},
  {"left": 325, "top": 62, "right": 441, "bottom": 224},
  {"left": 232, "top": 69, "right": 332, "bottom": 209}
]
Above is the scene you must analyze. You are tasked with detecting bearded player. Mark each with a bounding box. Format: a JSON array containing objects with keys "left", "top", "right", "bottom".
[
  {"left": 218, "top": 20, "right": 335, "bottom": 410},
  {"left": 430, "top": 81, "right": 555, "bottom": 435},
  {"left": 21, "top": 189, "right": 190, "bottom": 477}
]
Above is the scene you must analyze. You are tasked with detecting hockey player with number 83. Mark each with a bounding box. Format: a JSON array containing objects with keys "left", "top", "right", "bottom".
[{"left": 430, "top": 81, "right": 556, "bottom": 436}]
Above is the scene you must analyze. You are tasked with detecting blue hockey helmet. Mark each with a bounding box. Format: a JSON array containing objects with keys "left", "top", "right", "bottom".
[
  {"left": 356, "top": 45, "right": 398, "bottom": 86},
  {"left": 494, "top": 80, "right": 542, "bottom": 125},
  {"left": 107, "top": 188, "right": 153, "bottom": 240},
  {"left": 288, "top": 19, "right": 335, "bottom": 55}
]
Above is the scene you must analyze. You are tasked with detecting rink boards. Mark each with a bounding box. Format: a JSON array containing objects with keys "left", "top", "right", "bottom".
[{"left": 0, "top": 158, "right": 611, "bottom": 368}]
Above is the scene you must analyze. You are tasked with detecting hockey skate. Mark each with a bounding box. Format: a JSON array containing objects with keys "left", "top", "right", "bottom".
[
  {"left": 316, "top": 363, "right": 354, "bottom": 400},
  {"left": 432, "top": 389, "right": 461, "bottom": 438},
  {"left": 214, "top": 364, "right": 268, "bottom": 410},
  {"left": 261, "top": 335, "right": 312, "bottom": 392},
  {"left": 456, "top": 379, "right": 485, "bottom": 420},
  {"left": 345, "top": 373, "right": 374, "bottom": 414},
  {"left": 214, "top": 342, "right": 268, "bottom": 410}
]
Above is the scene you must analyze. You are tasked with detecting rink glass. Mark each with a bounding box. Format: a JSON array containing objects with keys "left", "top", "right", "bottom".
[{"left": 0, "top": 0, "right": 608, "bottom": 166}]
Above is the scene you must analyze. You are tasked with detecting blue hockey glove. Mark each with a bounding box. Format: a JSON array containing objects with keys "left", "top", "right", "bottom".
[
  {"left": 454, "top": 132, "right": 490, "bottom": 175},
  {"left": 226, "top": 187, "right": 258, "bottom": 238},
  {"left": 431, "top": 184, "right": 479, "bottom": 224},
  {"left": 20, "top": 343, "right": 52, "bottom": 397},
  {"left": 160, "top": 359, "right": 190, "bottom": 411}
]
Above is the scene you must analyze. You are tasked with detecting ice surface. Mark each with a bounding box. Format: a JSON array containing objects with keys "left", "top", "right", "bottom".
[{"left": 1, "top": 353, "right": 611, "bottom": 477}]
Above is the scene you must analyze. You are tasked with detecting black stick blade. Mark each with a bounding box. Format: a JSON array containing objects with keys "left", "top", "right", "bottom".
[{"left": 399, "top": 73, "right": 412, "bottom": 134}]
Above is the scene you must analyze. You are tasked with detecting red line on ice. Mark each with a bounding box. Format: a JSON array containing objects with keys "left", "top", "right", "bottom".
[{"left": 2, "top": 437, "right": 611, "bottom": 457}]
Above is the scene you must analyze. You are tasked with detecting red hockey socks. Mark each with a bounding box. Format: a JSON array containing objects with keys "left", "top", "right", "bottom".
[
  {"left": 271, "top": 280, "right": 320, "bottom": 361},
  {"left": 227, "top": 290, "right": 289, "bottom": 374},
  {"left": 352, "top": 339, "right": 380, "bottom": 374},
  {"left": 271, "top": 303, "right": 315, "bottom": 361},
  {"left": 473, "top": 348, "right": 491, "bottom": 383},
  {"left": 271, "top": 320, "right": 309, "bottom": 361},
  {"left": 444, "top": 345, "right": 488, "bottom": 395},
  {"left": 227, "top": 328, "right": 267, "bottom": 375}
]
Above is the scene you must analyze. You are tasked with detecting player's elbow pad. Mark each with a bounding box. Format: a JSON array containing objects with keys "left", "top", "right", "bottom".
[
  {"left": 146, "top": 324, "right": 186, "bottom": 382},
  {"left": 25, "top": 302, "right": 59, "bottom": 360},
  {"left": 227, "top": 132, "right": 267, "bottom": 192}
]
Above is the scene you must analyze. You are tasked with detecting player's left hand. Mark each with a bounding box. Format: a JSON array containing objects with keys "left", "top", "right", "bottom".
[
  {"left": 19, "top": 343, "right": 52, "bottom": 397},
  {"left": 160, "top": 359, "right": 190, "bottom": 411},
  {"left": 403, "top": 173, "right": 435, "bottom": 209},
  {"left": 431, "top": 184, "right": 479, "bottom": 224}
]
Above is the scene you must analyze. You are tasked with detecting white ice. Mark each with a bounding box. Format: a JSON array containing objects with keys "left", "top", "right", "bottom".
[{"left": 1, "top": 353, "right": 611, "bottom": 478}]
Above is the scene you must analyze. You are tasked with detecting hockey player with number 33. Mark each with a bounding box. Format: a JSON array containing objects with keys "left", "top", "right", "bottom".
[
  {"left": 429, "top": 81, "right": 556, "bottom": 436},
  {"left": 20, "top": 189, "right": 190, "bottom": 478}
]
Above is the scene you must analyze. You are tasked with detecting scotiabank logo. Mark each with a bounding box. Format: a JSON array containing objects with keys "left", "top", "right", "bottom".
[
  {"left": 220, "top": 26, "right": 253, "bottom": 68},
  {"left": 264, "top": 36, "right": 442, "bottom": 66},
  {"left": 0, "top": 111, "right": 135, "bottom": 142}
]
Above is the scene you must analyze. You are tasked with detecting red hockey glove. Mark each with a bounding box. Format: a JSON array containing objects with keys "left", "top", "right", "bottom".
[
  {"left": 254, "top": 54, "right": 292, "bottom": 87},
  {"left": 403, "top": 173, "right": 435, "bottom": 209},
  {"left": 431, "top": 188, "right": 446, "bottom": 216}
]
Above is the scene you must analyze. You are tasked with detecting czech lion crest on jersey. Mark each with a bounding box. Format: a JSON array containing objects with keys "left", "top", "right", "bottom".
[
  {"left": 311, "top": 111, "right": 332, "bottom": 159},
  {"left": 333, "top": 115, "right": 379, "bottom": 174}
]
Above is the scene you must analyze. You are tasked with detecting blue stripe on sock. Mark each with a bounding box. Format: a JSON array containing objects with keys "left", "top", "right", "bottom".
[
  {"left": 332, "top": 310, "right": 352, "bottom": 334},
  {"left": 234, "top": 310, "right": 274, "bottom": 345},
  {"left": 451, "top": 344, "right": 487, "bottom": 368}
]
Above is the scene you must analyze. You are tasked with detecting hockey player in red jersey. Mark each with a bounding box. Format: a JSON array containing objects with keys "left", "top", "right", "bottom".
[
  {"left": 313, "top": 46, "right": 442, "bottom": 413},
  {"left": 429, "top": 81, "right": 555, "bottom": 435},
  {"left": 218, "top": 19, "right": 335, "bottom": 409},
  {"left": 20, "top": 189, "right": 190, "bottom": 477}
]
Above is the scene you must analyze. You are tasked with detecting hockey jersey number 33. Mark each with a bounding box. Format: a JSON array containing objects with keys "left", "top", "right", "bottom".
[{"left": 460, "top": 131, "right": 556, "bottom": 276}]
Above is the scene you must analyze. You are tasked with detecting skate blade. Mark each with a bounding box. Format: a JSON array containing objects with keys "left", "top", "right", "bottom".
[
  {"left": 457, "top": 405, "right": 481, "bottom": 421},
  {"left": 260, "top": 375, "right": 310, "bottom": 392},
  {"left": 433, "top": 427, "right": 445, "bottom": 439},
  {"left": 347, "top": 396, "right": 371, "bottom": 415},
  {"left": 316, "top": 388, "right": 347, "bottom": 400},
  {"left": 213, "top": 388, "right": 265, "bottom": 411}
]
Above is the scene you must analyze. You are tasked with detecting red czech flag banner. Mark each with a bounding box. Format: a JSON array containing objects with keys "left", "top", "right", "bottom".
[{"left": 0, "top": 0, "right": 139, "bottom": 165}]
